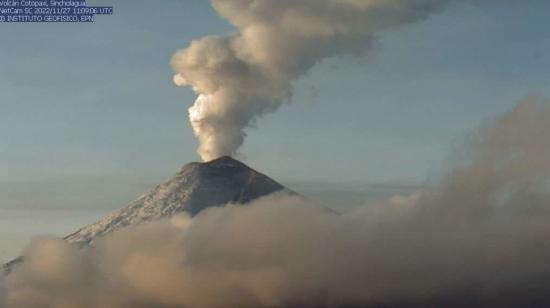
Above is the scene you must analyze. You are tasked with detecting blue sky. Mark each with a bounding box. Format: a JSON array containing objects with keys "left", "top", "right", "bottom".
[{"left": 1, "top": 0, "right": 549, "bottom": 209}]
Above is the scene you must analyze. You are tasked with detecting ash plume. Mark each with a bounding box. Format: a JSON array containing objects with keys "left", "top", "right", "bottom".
[
  {"left": 171, "top": 0, "right": 451, "bottom": 161},
  {"left": 3, "top": 97, "right": 550, "bottom": 307}
]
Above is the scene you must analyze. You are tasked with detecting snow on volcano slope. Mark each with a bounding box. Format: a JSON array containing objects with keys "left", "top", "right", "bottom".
[{"left": 64, "top": 156, "right": 289, "bottom": 246}]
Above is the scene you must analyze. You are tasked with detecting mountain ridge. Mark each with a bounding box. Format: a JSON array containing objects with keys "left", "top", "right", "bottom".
[
  {"left": 4, "top": 156, "right": 291, "bottom": 273},
  {"left": 65, "top": 156, "right": 290, "bottom": 245}
]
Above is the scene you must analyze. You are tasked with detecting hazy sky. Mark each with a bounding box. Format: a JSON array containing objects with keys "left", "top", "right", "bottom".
[
  {"left": 2, "top": 0, "right": 550, "bottom": 297},
  {"left": 1, "top": 0, "right": 549, "bottom": 208}
]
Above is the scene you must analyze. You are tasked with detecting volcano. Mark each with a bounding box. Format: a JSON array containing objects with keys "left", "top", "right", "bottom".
[
  {"left": 4, "top": 156, "right": 290, "bottom": 273},
  {"left": 64, "top": 156, "right": 290, "bottom": 246}
]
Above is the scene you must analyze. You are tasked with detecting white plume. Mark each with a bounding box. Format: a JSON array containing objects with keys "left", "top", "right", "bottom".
[{"left": 171, "top": 0, "right": 451, "bottom": 161}]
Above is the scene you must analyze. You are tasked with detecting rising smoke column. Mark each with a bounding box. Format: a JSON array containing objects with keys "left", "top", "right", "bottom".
[{"left": 171, "top": 0, "right": 451, "bottom": 161}]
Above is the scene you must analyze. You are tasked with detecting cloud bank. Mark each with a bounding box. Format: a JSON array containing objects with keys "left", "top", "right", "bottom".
[
  {"left": 2, "top": 97, "right": 550, "bottom": 307},
  {"left": 171, "top": 0, "right": 451, "bottom": 161}
]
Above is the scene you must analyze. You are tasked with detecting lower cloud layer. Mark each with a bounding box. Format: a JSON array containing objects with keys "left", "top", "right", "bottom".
[{"left": 3, "top": 97, "right": 550, "bottom": 308}]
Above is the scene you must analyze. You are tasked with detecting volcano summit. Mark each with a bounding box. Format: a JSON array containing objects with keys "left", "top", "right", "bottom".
[{"left": 65, "top": 156, "right": 290, "bottom": 245}]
